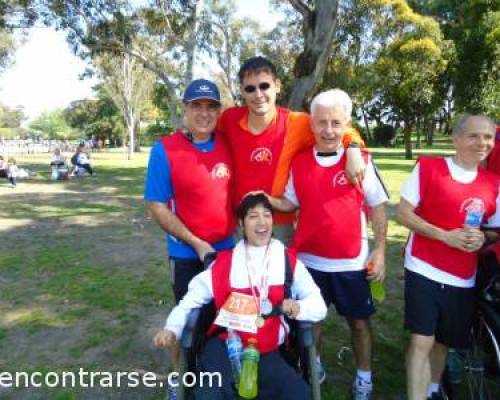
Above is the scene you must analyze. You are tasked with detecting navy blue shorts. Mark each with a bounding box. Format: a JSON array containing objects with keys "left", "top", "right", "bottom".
[
  {"left": 169, "top": 257, "right": 204, "bottom": 303},
  {"left": 307, "top": 268, "right": 375, "bottom": 320},
  {"left": 404, "top": 269, "right": 474, "bottom": 348}
]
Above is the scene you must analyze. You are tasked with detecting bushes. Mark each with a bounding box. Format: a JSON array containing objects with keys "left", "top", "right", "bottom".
[{"left": 373, "top": 124, "right": 396, "bottom": 146}]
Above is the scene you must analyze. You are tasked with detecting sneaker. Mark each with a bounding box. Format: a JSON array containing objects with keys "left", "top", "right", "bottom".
[
  {"left": 352, "top": 377, "right": 373, "bottom": 400},
  {"left": 428, "top": 390, "right": 447, "bottom": 400},
  {"left": 166, "top": 376, "right": 178, "bottom": 400},
  {"left": 315, "top": 359, "right": 326, "bottom": 384}
]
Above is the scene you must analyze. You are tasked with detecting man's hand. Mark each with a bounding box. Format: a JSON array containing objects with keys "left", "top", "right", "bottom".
[
  {"left": 463, "top": 227, "right": 486, "bottom": 252},
  {"left": 281, "top": 299, "right": 300, "bottom": 319},
  {"left": 154, "top": 329, "right": 177, "bottom": 348},
  {"left": 345, "top": 147, "right": 366, "bottom": 185},
  {"left": 366, "top": 249, "right": 386, "bottom": 282},
  {"left": 442, "top": 228, "right": 484, "bottom": 252},
  {"left": 193, "top": 239, "right": 216, "bottom": 262}
]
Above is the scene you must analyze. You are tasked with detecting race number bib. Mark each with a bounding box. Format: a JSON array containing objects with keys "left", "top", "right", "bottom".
[{"left": 214, "top": 292, "right": 258, "bottom": 333}]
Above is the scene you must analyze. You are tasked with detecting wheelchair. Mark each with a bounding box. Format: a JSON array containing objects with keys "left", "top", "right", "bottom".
[
  {"left": 174, "top": 302, "right": 321, "bottom": 400},
  {"left": 443, "top": 251, "right": 500, "bottom": 400}
]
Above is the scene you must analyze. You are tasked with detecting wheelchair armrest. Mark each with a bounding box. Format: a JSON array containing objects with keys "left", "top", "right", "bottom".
[
  {"left": 180, "top": 307, "right": 202, "bottom": 349},
  {"left": 298, "top": 320, "right": 315, "bottom": 348}
]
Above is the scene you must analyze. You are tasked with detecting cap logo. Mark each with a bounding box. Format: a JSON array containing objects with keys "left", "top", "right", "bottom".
[{"left": 198, "top": 85, "right": 211, "bottom": 92}]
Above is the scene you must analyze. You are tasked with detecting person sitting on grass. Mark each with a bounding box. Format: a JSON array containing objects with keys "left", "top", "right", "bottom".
[
  {"left": 154, "top": 193, "right": 327, "bottom": 399},
  {"left": 71, "top": 144, "right": 94, "bottom": 176}
]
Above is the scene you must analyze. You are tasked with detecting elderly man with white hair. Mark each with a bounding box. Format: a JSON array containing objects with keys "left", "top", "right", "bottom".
[
  {"left": 397, "top": 114, "right": 500, "bottom": 400},
  {"left": 267, "top": 88, "right": 389, "bottom": 400}
]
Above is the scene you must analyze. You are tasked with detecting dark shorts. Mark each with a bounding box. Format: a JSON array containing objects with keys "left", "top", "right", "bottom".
[
  {"left": 307, "top": 268, "right": 375, "bottom": 320},
  {"left": 169, "top": 257, "right": 204, "bottom": 303},
  {"left": 404, "top": 269, "right": 475, "bottom": 348}
]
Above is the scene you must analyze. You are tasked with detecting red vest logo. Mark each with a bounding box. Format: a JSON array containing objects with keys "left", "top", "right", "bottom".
[
  {"left": 460, "top": 198, "right": 485, "bottom": 214},
  {"left": 332, "top": 171, "right": 348, "bottom": 187},
  {"left": 250, "top": 147, "right": 273, "bottom": 164},
  {"left": 211, "top": 163, "right": 230, "bottom": 180}
]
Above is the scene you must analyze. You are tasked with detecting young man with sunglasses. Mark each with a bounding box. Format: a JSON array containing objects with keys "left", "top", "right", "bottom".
[{"left": 218, "top": 56, "right": 366, "bottom": 243}]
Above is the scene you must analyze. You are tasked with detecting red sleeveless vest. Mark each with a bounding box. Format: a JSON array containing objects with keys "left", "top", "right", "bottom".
[
  {"left": 210, "top": 248, "right": 297, "bottom": 354},
  {"left": 291, "top": 149, "right": 368, "bottom": 259},
  {"left": 161, "top": 132, "right": 235, "bottom": 242},
  {"left": 411, "top": 157, "right": 498, "bottom": 279},
  {"left": 221, "top": 107, "right": 295, "bottom": 224}
]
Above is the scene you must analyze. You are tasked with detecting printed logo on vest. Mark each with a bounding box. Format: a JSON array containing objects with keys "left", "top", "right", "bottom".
[
  {"left": 250, "top": 147, "right": 273, "bottom": 165},
  {"left": 460, "top": 198, "right": 485, "bottom": 214},
  {"left": 332, "top": 170, "right": 348, "bottom": 187},
  {"left": 211, "top": 163, "right": 230, "bottom": 180}
]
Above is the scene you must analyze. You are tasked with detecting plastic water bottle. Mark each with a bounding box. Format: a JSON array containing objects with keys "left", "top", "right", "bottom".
[
  {"left": 464, "top": 208, "right": 484, "bottom": 228},
  {"left": 366, "top": 261, "right": 385, "bottom": 303},
  {"left": 446, "top": 349, "right": 464, "bottom": 384},
  {"left": 238, "top": 338, "right": 260, "bottom": 399},
  {"left": 226, "top": 329, "right": 243, "bottom": 385}
]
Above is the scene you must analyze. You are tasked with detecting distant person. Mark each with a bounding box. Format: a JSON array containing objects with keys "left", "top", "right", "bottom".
[
  {"left": 0, "top": 155, "right": 7, "bottom": 178},
  {"left": 50, "top": 148, "right": 69, "bottom": 180},
  {"left": 71, "top": 144, "right": 94, "bottom": 176},
  {"left": 7, "top": 157, "right": 19, "bottom": 187},
  {"left": 50, "top": 148, "right": 67, "bottom": 168}
]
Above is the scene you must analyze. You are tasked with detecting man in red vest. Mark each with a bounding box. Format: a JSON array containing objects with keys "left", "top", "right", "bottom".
[
  {"left": 217, "top": 56, "right": 366, "bottom": 243},
  {"left": 397, "top": 115, "right": 499, "bottom": 400},
  {"left": 145, "top": 79, "right": 235, "bottom": 399},
  {"left": 266, "top": 89, "right": 389, "bottom": 400}
]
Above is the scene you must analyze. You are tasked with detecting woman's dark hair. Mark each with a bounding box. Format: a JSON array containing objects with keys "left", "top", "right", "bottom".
[
  {"left": 238, "top": 56, "right": 278, "bottom": 83},
  {"left": 237, "top": 193, "right": 273, "bottom": 221}
]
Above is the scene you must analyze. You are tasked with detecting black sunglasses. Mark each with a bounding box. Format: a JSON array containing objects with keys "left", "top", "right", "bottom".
[{"left": 243, "top": 82, "right": 272, "bottom": 93}]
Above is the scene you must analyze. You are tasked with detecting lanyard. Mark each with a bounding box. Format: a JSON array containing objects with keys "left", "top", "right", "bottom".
[{"left": 244, "top": 241, "right": 271, "bottom": 316}]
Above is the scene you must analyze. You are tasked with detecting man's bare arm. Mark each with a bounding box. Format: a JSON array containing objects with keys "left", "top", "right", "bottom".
[
  {"left": 267, "top": 195, "right": 299, "bottom": 213},
  {"left": 147, "top": 202, "right": 215, "bottom": 260},
  {"left": 396, "top": 198, "right": 477, "bottom": 252},
  {"left": 367, "top": 203, "right": 387, "bottom": 281}
]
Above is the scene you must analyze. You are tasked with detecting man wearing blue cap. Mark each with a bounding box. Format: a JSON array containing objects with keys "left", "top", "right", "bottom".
[{"left": 145, "top": 79, "right": 235, "bottom": 398}]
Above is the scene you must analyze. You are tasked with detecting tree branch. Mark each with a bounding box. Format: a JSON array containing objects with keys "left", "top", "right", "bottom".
[{"left": 288, "top": 0, "right": 311, "bottom": 18}]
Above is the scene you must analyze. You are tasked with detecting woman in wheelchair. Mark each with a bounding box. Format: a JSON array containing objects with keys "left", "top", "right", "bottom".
[{"left": 154, "top": 193, "right": 327, "bottom": 399}]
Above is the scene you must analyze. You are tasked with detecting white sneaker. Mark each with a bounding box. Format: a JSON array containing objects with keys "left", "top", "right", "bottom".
[{"left": 352, "top": 377, "right": 373, "bottom": 400}]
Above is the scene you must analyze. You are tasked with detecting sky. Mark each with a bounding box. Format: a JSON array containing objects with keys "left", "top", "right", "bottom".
[{"left": 0, "top": 0, "right": 280, "bottom": 124}]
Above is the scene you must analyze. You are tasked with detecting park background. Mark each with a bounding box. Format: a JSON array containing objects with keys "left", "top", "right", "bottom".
[{"left": 0, "top": 1, "right": 499, "bottom": 399}]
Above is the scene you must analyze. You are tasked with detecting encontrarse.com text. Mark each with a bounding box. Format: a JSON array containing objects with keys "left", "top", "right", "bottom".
[{"left": 0, "top": 369, "right": 222, "bottom": 389}]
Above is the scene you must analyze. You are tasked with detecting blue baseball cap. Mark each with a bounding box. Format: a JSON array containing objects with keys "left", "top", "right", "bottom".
[{"left": 183, "top": 79, "right": 221, "bottom": 104}]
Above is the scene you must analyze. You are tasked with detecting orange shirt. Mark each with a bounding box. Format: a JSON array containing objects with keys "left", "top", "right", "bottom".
[{"left": 218, "top": 106, "right": 364, "bottom": 224}]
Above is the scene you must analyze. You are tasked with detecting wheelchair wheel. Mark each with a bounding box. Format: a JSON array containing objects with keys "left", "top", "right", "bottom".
[{"left": 443, "top": 308, "right": 500, "bottom": 400}]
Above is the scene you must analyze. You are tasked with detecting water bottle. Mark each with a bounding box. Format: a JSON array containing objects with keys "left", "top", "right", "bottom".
[
  {"left": 446, "top": 349, "right": 464, "bottom": 384},
  {"left": 366, "top": 261, "right": 385, "bottom": 303},
  {"left": 464, "top": 208, "right": 484, "bottom": 228},
  {"left": 238, "top": 338, "right": 260, "bottom": 399},
  {"left": 226, "top": 329, "right": 243, "bottom": 385}
]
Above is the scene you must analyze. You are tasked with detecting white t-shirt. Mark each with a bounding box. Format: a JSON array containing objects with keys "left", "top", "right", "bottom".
[
  {"left": 400, "top": 157, "right": 500, "bottom": 287},
  {"left": 77, "top": 152, "right": 90, "bottom": 165},
  {"left": 284, "top": 147, "right": 389, "bottom": 272},
  {"left": 165, "top": 239, "right": 327, "bottom": 340}
]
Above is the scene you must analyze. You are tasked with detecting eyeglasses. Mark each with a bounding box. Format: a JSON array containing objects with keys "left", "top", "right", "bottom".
[{"left": 243, "top": 82, "right": 272, "bottom": 93}]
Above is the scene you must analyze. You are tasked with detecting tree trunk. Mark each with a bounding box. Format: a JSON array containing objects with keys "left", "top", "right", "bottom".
[
  {"left": 361, "top": 107, "right": 372, "bottom": 143},
  {"left": 404, "top": 121, "right": 413, "bottom": 160},
  {"left": 416, "top": 118, "right": 421, "bottom": 149},
  {"left": 184, "top": 0, "right": 204, "bottom": 86},
  {"left": 426, "top": 117, "right": 435, "bottom": 146},
  {"left": 288, "top": 0, "right": 339, "bottom": 110}
]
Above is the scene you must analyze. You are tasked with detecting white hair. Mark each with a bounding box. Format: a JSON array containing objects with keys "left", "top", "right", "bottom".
[
  {"left": 310, "top": 89, "right": 353, "bottom": 120},
  {"left": 452, "top": 114, "right": 496, "bottom": 136}
]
